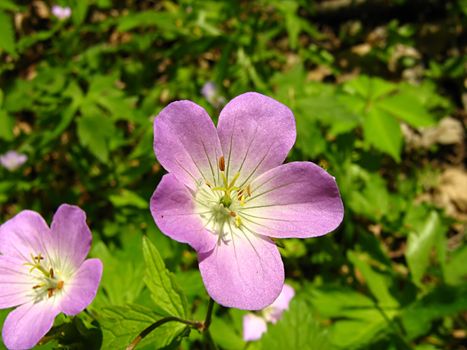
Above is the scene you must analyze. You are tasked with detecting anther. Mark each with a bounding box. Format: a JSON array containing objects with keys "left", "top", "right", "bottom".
[
  {"left": 218, "top": 156, "right": 225, "bottom": 172},
  {"left": 57, "top": 280, "right": 64, "bottom": 290},
  {"left": 246, "top": 184, "right": 252, "bottom": 197},
  {"left": 229, "top": 211, "right": 236, "bottom": 217},
  {"left": 33, "top": 284, "right": 42, "bottom": 289},
  {"left": 47, "top": 288, "right": 54, "bottom": 298},
  {"left": 49, "top": 268, "right": 54, "bottom": 279}
]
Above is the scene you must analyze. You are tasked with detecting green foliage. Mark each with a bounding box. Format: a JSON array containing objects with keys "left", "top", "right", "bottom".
[
  {"left": 142, "top": 237, "right": 188, "bottom": 318},
  {"left": 257, "top": 299, "right": 332, "bottom": 350},
  {"left": 0, "top": 1, "right": 465, "bottom": 349}
]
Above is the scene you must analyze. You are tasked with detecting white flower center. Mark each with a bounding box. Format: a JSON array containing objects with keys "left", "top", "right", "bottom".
[
  {"left": 194, "top": 156, "right": 254, "bottom": 244},
  {"left": 25, "top": 253, "right": 67, "bottom": 301}
]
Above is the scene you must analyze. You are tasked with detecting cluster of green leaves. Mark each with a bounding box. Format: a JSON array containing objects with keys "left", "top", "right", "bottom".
[{"left": 0, "top": 0, "right": 465, "bottom": 349}]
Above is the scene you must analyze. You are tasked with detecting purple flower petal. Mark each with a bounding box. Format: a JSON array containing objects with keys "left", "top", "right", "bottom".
[
  {"left": 59, "top": 259, "right": 103, "bottom": 315},
  {"left": 241, "top": 162, "right": 344, "bottom": 238},
  {"left": 0, "top": 256, "right": 34, "bottom": 308},
  {"left": 243, "top": 313, "right": 267, "bottom": 341},
  {"left": 198, "top": 233, "right": 284, "bottom": 310},
  {"left": 2, "top": 300, "right": 60, "bottom": 350},
  {"left": 48, "top": 204, "right": 92, "bottom": 270},
  {"left": 154, "top": 100, "right": 223, "bottom": 189},
  {"left": 217, "top": 92, "right": 296, "bottom": 185},
  {"left": 266, "top": 283, "right": 295, "bottom": 323},
  {"left": 0, "top": 210, "right": 51, "bottom": 261},
  {"left": 151, "top": 174, "right": 217, "bottom": 253}
]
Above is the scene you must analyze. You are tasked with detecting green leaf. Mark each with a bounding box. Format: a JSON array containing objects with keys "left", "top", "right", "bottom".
[
  {"left": 406, "top": 211, "right": 445, "bottom": 286},
  {"left": 400, "top": 284, "right": 467, "bottom": 339},
  {"left": 109, "top": 189, "right": 148, "bottom": 209},
  {"left": 258, "top": 299, "right": 332, "bottom": 350},
  {"left": 100, "top": 304, "right": 187, "bottom": 350},
  {"left": 363, "top": 108, "right": 402, "bottom": 161},
  {"left": 0, "top": 0, "right": 19, "bottom": 11},
  {"left": 376, "top": 93, "right": 435, "bottom": 127},
  {"left": 0, "top": 11, "right": 15, "bottom": 55},
  {"left": 348, "top": 251, "right": 399, "bottom": 308},
  {"left": 211, "top": 316, "right": 245, "bottom": 350},
  {"left": 0, "top": 110, "right": 14, "bottom": 141},
  {"left": 91, "top": 239, "right": 145, "bottom": 306},
  {"left": 71, "top": 0, "right": 90, "bottom": 26},
  {"left": 76, "top": 113, "right": 116, "bottom": 163},
  {"left": 142, "top": 237, "right": 188, "bottom": 318},
  {"left": 307, "top": 286, "right": 397, "bottom": 348},
  {"left": 296, "top": 95, "right": 360, "bottom": 136},
  {"left": 444, "top": 245, "right": 467, "bottom": 285}
]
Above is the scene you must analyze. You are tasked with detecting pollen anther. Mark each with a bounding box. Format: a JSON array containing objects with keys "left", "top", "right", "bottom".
[{"left": 218, "top": 156, "right": 225, "bottom": 171}]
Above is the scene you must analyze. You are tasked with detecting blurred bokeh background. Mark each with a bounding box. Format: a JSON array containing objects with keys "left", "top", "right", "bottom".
[{"left": 0, "top": 1, "right": 466, "bottom": 349}]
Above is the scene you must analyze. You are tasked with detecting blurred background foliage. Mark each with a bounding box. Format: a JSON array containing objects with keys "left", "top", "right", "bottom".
[{"left": 0, "top": 0, "right": 466, "bottom": 349}]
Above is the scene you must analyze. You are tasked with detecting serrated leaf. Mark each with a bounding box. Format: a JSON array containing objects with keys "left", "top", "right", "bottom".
[
  {"left": 363, "top": 108, "right": 402, "bottom": 161},
  {"left": 142, "top": 237, "right": 188, "bottom": 318},
  {"left": 406, "top": 211, "right": 445, "bottom": 285},
  {"left": 0, "top": 11, "right": 15, "bottom": 55},
  {"left": 91, "top": 240, "right": 145, "bottom": 306},
  {"left": 100, "top": 304, "right": 187, "bottom": 350},
  {"left": 258, "top": 299, "right": 331, "bottom": 350}
]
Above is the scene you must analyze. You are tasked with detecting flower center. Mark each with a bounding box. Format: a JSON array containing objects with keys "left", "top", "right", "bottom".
[
  {"left": 25, "top": 253, "right": 65, "bottom": 300},
  {"left": 195, "top": 156, "right": 253, "bottom": 243}
]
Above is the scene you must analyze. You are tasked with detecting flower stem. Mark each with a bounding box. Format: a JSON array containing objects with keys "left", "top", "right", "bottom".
[
  {"left": 203, "top": 297, "right": 215, "bottom": 331},
  {"left": 127, "top": 298, "right": 217, "bottom": 350},
  {"left": 126, "top": 316, "right": 202, "bottom": 350}
]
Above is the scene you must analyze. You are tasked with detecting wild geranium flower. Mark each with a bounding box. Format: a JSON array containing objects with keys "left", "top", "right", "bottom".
[
  {"left": 243, "top": 283, "right": 295, "bottom": 341},
  {"left": 0, "top": 204, "right": 103, "bottom": 349},
  {"left": 51, "top": 5, "right": 71, "bottom": 20},
  {"left": 151, "top": 92, "right": 343, "bottom": 310},
  {"left": 0, "top": 151, "right": 27, "bottom": 171}
]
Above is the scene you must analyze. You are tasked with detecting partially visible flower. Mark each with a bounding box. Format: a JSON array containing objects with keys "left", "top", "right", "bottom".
[
  {"left": 151, "top": 92, "right": 343, "bottom": 310},
  {"left": 51, "top": 5, "right": 71, "bottom": 20},
  {"left": 0, "top": 204, "right": 103, "bottom": 349},
  {"left": 201, "top": 81, "right": 226, "bottom": 108},
  {"left": 243, "top": 284, "right": 295, "bottom": 341},
  {"left": 0, "top": 151, "right": 27, "bottom": 171}
]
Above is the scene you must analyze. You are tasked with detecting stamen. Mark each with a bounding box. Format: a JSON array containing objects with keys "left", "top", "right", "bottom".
[
  {"left": 229, "top": 211, "right": 236, "bottom": 217},
  {"left": 57, "top": 280, "right": 64, "bottom": 290},
  {"left": 33, "top": 284, "right": 43, "bottom": 289},
  {"left": 235, "top": 216, "right": 242, "bottom": 228},
  {"left": 246, "top": 184, "right": 252, "bottom": 197},
  {"left": 218, "top": 156, "right": 225, "bottom": 172},
  {"left": 47, "top": 289, "right": 54, "bottom": 298},
  {"left": 49, "top": 268, "right": 54, "bottom": 279}
]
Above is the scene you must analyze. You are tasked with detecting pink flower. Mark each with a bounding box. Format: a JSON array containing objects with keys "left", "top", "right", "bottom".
[
  {"left": 51, "top": 5, "right": 71, "bottom": 20},
  {"left": 150, "top": 92, "right": 343, "bottom": 310},
  {"left": 243, "top": 284, "right": 295, "bottom": 341},
  {"left": 0, "top": 205, "right": 103, "bottom": 349},
  {"left": 0, "top": 151, "right": 27, "bottom": 171}
]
